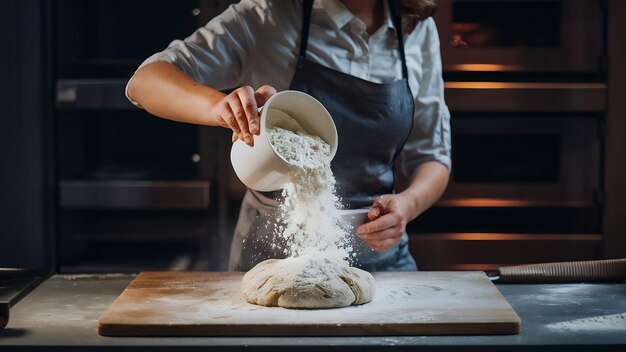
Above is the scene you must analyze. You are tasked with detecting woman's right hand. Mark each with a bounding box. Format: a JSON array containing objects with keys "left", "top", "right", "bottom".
[
  {"left": 127, "top": 62, "right": 276, "bottom": 146},
  {"left": 210, "top": 85, "right": 276, "bottom": 146}
]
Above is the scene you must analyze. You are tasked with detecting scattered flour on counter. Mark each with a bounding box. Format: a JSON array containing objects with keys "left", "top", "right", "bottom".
[
  {"left": 547, "top": 313, "right": 626, "bottom": 331},
  {"left": 62, "top": 273, "right": 134, "bottom": 280}
]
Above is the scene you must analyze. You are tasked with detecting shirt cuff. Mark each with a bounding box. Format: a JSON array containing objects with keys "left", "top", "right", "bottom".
[{"left": 402, "top": 154, "right": 452, "bottom": 179}]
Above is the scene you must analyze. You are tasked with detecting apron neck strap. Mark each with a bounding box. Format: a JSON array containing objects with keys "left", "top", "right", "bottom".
[
  {"left": 299, "top": 0, "right": 409, "bottom": 80},
  {"left": 299, "top": 0, "right": 315, "bottom": 59},
  {"left": 388, "top": 0, "right": 409, "bottom": 79}
]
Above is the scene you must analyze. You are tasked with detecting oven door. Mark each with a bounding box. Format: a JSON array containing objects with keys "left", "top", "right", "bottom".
[
  {"left": 435, "top": 0, "right": 605, "bottom": 73},
  {"left": 442, "top": 115, "right": 601, "bottom": 207}
]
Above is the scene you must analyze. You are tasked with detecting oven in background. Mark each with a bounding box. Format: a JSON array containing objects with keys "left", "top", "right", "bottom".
[
  {"left": 409, "top": 0, "right": 607, "bottom": 271},
  {"left": 445, "top": 114, "right": 601, "bottom": 210},
  {"left": 436, "top": 0, "right": 605, "bottom": 75},
  {"left": 408, "top": 109, "right": 605, "bottom": 270}
]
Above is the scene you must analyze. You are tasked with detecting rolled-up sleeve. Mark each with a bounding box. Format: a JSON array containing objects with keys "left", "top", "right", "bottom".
[
  {"left": 399, "top": 18, "right": 452, "bottom": 178},
  {"left": 126, "top": 0, "right": 269, "bottom": 105}
]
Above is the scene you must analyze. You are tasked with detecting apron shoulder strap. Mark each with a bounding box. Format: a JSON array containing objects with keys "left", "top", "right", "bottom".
[
  {"left": 299, "top": 0, "right": 315, "bottom": 59},
  {"left": 388, "top": 0, "right": 409, "bottom": 79}
]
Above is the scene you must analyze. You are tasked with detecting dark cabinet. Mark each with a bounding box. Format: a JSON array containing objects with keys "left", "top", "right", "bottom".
[{"left": 53, "top": 0, "right": 238, "bottom": 272}]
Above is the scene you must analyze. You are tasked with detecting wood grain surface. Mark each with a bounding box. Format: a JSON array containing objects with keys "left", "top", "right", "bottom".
[{"left": 97, "top": 271, "right": 521, "bottom": 336}]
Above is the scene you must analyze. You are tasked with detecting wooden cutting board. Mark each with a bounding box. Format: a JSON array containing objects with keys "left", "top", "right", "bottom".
[{"left": 97, "top": 271, "right": 521, "bottom": 336}]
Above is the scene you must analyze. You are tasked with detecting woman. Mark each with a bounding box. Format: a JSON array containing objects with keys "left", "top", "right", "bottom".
[{"left": 127, "top": 0, "right": 451, "bottom": 272}]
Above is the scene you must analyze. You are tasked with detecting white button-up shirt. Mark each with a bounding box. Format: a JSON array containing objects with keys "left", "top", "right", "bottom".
[{"left": 129, "top": 0, "right": 452, "bottom": 175}]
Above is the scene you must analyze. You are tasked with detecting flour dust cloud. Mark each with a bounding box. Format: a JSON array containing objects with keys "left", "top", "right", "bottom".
[{"left": 265, "top": 113, "right": 352, "bottom": 263}]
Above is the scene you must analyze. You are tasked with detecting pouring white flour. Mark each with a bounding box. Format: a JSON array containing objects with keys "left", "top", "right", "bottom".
[{"left": 241, "top": 114, "right": 375, "bottom": 309}]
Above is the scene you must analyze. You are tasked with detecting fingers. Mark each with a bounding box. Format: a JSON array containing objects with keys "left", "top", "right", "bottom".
[
  {"left": 360, "top": 228, "right": 403, "bottom": 252},
  {"left": 252, "top": 85, "right": 275, "bottom": 136},
  {"left": 236, "top": 86, "right": 260, "bottom": 137},
  {"left": 368, "top": 195, "right": 394, "bottom": 221},
  {"left": 367, "top": 196, "right": 386, "bottom": 221},
  {"left": 228, "top": 98, "right": 252, "bottom": 146},
  {"left": 356, "top": 213, "right": 405, "bottom": 252},
  {"left": 359, "top": 195, "right": 396, "bottom": 234},
  {"left": 219, "top": 104, "right": 241, "bottom": 139},
  {"left": 367, "top": 236, "right": 403, "bottom": 253},
  {"left": 228, "top": 87, "right": 258, "bottom": 146},
  {"left": 356, "top": 194, "right": 406, "bottom": 252},
  {"left": 254, "top": 85, "right": 277, "bottom": 108},
  {"left": 368, "top": 205, "right": 381, "bottom": 221},
  {"left": 357, "top": 213, "right": 398, "bottom": 235},
  {"left": 217, "top": 85, "right": 276, "bottom": 145}
]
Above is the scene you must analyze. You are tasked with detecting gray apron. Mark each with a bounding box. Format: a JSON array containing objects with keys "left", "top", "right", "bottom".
[{"left": 229, "top": 0, "right": 417, "bottom": 272}]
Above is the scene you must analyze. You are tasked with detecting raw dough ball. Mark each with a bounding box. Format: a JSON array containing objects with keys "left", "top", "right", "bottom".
[{"left": 241, "top": 256, "right": 375, "bottom": 309}]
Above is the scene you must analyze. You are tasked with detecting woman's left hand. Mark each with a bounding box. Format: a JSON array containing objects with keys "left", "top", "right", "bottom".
[{"left": 356, "top": 194, "right": 412, "bottom": 253}]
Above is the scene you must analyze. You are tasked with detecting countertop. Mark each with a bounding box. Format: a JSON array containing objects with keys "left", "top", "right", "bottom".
[{"left": 0, "top": 274, "right": 625, "bottom": 351}]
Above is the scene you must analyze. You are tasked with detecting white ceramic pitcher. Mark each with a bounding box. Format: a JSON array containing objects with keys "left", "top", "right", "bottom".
[{"left": 230, "top": 90, "right": 338, "bottom": 192}]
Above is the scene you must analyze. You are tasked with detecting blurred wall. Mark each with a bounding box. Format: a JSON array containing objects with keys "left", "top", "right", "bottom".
[{"left": 0, "top": 0, "right": 51, "bottom": 268}]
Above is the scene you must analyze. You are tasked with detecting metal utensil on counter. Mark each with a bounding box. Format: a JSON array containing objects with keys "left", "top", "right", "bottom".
[
  {"left": 0, "top": 268, "right": 51, "bottom": 330},
  {"left": 489, "top": 258, "right": 626, "bottom": 283}
]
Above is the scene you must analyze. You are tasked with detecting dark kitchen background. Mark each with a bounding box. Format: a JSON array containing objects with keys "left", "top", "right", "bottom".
[{"left": 1, "top": 0, "right": 625, "bottom": 273}]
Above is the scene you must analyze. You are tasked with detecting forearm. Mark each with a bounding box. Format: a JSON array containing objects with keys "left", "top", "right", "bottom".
[
  {"left": 398, "top": 161, "right": 450, "bottom": 221},
  {"left": 127, "top": 61, "right": 225, "bottom": 126}
]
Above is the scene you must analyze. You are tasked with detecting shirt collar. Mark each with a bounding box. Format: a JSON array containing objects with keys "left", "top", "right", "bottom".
[
  {"left": 383, "top": 0, "right": 396, "bottom": 31},
  {"left": 314, "top": 0, "right": 395, "bottom": 32}
]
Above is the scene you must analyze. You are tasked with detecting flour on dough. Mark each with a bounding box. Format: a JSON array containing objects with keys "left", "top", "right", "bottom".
[
  {"left": 241, "top": 113, "right": 374, "bottom": 309},
  {"left": 241, "top": 253, "right": 375, "bottom": 309}
]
